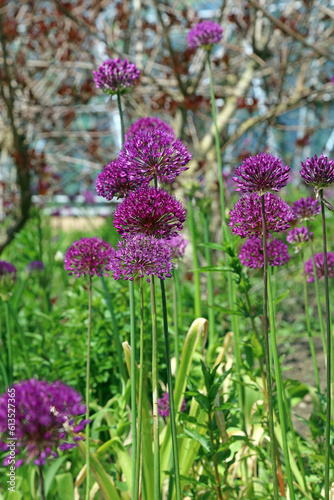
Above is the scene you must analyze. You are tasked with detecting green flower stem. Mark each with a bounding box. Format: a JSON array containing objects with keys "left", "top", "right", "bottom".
[
  {"left": 160, "top": 279, "right": 181, "bottom": 500},
  {"left": 39, "top": 464, "right": 45, "bottom": 500},
  {"left": 307, "top": 223, "right": 326, "bottom": 358},
  {"left": 150, "top": 276, "right": 160, "bottom": 499},
  {"left": 267, "top": 267, "right": 295, "bottom": 500},
  {"left": 85, "top": 276, "right": 92, "bottom": 500},
  {"left": 319, "top": 189, "right": 332, "bottom": 500},
  {"left": 261, "top": 195, "right": 279, "bottom": 500},
  {"left": 135, "top": 278, "right": 145, "bottom": 500},
  {"left": 200, "top": 211, "right": 216, "bottom": 346},
  {"left": 172, "top": 269, "right": 180, "bottom": 374},
  {"left": 207, "top": 50, "right": 226, "bottom": 231},
  {"left": 4, "top": 301, "right": 12, "bottom": 386},
  {"left": 129, "top": 279, "right": 137, "bottom": 500},
  {"left": 188, "top": 195, "right": 201, "bottom": 318},
  {"left": 117, "top": 92, "right": 125, "bottom": 144},
  {"left": 100, "top": 276, "right": 126, "bottom": 383},
  {"left": 300, "top": 250, "right": 320, "bottom": 391},
  {"left": 0, "top": 302, "right": 8, "bottom": 391}
]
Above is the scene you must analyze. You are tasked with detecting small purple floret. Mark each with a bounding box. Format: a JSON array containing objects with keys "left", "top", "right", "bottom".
[
  {"left": 118, "top": 129, "right": 191, "bottom": 184},
  {"left": 300, "top": 154, "right": 334, "bottom": 189},
  {"left": 158, "top": 392, "right": 186, "bottom": 418},
  {"left": 291, "top": 197, "right": 320, "bottom": 221},
  {"left": 304, "top": 252, "right": 334, "bottom": 282},
  {"left": 233, "top": 153, "right": 290, "bottom": 194},
  {"left": 188, "top": 21, "right": 223, "bottom": 49},
  {"left": 163, "top": 234, "right": 188, "bottom": 260},
  {"left": 93, "top": 58, "right": 140, "bottom": 95},
  {"left": 113, "top": 187, "right": 187, "bottom": 239},
  {"left": 0, "top": 379, "right": 87, "bottom": 467},
  {"left": 64, "top": 237, "right": 113, "bottom": 278},
  {"left": 229, "top": 193, "right": 294, "bottom": 238},
  {"left": 107, "top": 235, "right": 173, "bottom": 282},
  {"left": 95, "top": 159, "right": 149, "bottom": 200},
  {"left": 239, "top": 237, "right": 290, "bottom": 268},
  {"left": 125, "top": 117, "right": 174, "bottom": 141}
]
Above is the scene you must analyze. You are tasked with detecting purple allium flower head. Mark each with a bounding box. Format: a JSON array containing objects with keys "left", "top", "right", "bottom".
[
  {"left": 304, "top": 252, "right": 334, "bottom": 282},
  {"left": 163, "top": 234, "right": 188, "bottom": 260},
  {"left": 158, "top": 392, "right": 186, "bottom": 418},
  {"left": 0, "top": 379, "right": 87, "bottom": 467},
  {"left": 287, "top": 226, "right": 312, "bottom": 251},
  {"left": 64, "top": 237, "right": 113, "bottom": 278},
  {"left": 118, "top": 129, "right": 192, "bottom": 184},
  {"left": 291, "top": 197, "right": 321, "bottom": 222},
  {"left": 95, "top": 159, "right": 149, "bottom": 200},
  {"left": 229, "top": 193, "right": 294, "bottom": 238},
  {"left": 27, "top": 261, "right": 45, "bottom": 272},
  {"left": 113, "top": 187, "right": 187, "bottom": 239},
  {"left": 188, "top": 21, "right": 223, "bottom": 49},
  {"left": 239, "top": 237, "right": 290, "bottom": 268},
  {"left": 0, "top": 261, "right": 17, "bottom": 300},
  {"left": 232, "top": 153, "right": 290, "bottom": 195},
  {"left": 107, "top": 235, "right": 173, "bottom": 282},
  {"left": 125, "top": 117, "right": 174, "bottom": 141},
  {"left": 93, "top": 58, "right": 140, "bottom": 95},
  {"left": 300, "top": 154, "right": 334, "bottom": 189}
]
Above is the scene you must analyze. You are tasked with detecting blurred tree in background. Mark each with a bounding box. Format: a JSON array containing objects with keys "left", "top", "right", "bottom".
[{"left": 0, "top": 0, "right": 333, "bottom": 252}]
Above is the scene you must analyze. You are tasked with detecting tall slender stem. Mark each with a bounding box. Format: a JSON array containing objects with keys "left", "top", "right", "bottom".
[
  {"left": 4, "top": 301, "right": 12, "bottom": 386},
  {"left": 100, "top": 276, "right": 126, "bottom": 383},
  {"left": 150, "top": 276, "right": 160, "bottom": 499},
  {"left": 85, "top": 276, "right": 92, "bottom": 500},
  {"left": 188, "top": 194, "right": 201, "bottom": 317},
  {"left": 307, "top": 223, "right": 326, "bottom": 359},
  {"left": 267, "top": 267, "right": 295, "bottom": 500},
  {"left": 300, "top": 250, "right": 320, "bottom": 391},
  {"left": 207, "top": 51, "right": 226, "bottom": 233},
  {"left": 201, "top": 211, "right": 216, "bottom": 346},
  {"left": 129, "top": 280, "right": 137, "bottom": 500},
  {"left": 117, "top": 92, "right": 125, "bottom": 144},
  {"left": 261, "top": 195, "right": 279, "bottom": 499},
  {"left": 39, "top": 465, "right": 45, "bottom": 500},
  {"left": 208, "top": 411, "right": 223, "bottom": 500},
  {"left": 160, "top": 279, "right": 182, "bottom": 500},
  {"left": 172, "top": 269, "right": 180, "bottom": 374},
  {"left": 320, "top": 189, "right": 332, "bottom": 500},
  {"left": 135, "top": 278, "right": 144, "bottom": 500}
]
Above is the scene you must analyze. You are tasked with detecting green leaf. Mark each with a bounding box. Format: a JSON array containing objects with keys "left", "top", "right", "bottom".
[
  {"left": 273, "top": 289, "right": 290, "bottom": 305},
  {"left": 183, "top": 428, "right": 211, "bottom": 453},
  {"left": 44, "top": 455, "right": 68, "bottom": 497},
  {"left": 56, "top": 473, "right": 74, "bottom": 500}
]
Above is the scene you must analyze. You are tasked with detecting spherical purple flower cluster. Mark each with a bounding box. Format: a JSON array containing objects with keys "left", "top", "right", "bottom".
[
  {"left": 239, "top": 237, "right": 289, "bottom": 268},
  {"left": 300, "top": 154, "right": 334, "bottom": 189},
  {"left": 164, "top": 234, "right": 188, "bottom": 260},
  {"left": 304, "top": 252, "right": 334, "bottom": 282},
  {"left": 64, "top": 237, "right": 113, "bottom": 278},
  {"left": 287, "top": 226, "right": 312, "bottom": 248},
  {"left": 158, "top": 392, "right": 186, "bottom": 418},
  {"left": 119, "top": 130, "right": 192, "bottom": 184},
  {"left": 125, "top": 117, "right": 174, "bottom": 141},
  {"left": 113, "top": 187, "right": 187, "bottom": 239},
  {"left": 188, "top": 21, "right": 223, "bottom": 49},
  {"left": 27, "top": 261, "right": 45, "bottom": 272},
  {"left": 229, "top": 193, "right": 294, "bottom": 238},
  {"left": 0, "top": 261, "right": 17, "bottom": 300},
  {"left": 291, "top": 197, "right": 320, "bottom": 221},
  {"left": 233, "top": 153, "right": 290, "bottom": 195},
  {"left": 108, "top": 235, "right": 173, "bottom": 282},
  {"left": 93, "top": 58, "right": 140, "bottom": 95},
  {"left": 95, "top": 160, "right": 149, "bottom": 200},
  {"left": 0, "top": 379, "right": 87, "bottom": 467}
]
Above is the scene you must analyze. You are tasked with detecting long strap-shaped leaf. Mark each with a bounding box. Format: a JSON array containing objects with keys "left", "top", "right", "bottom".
[
  {"left": 160, "top": 318, "right": 208, "bottom": 487},
  {"left": 77, "top": 441, "right": 121, "bottom": 500}
]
